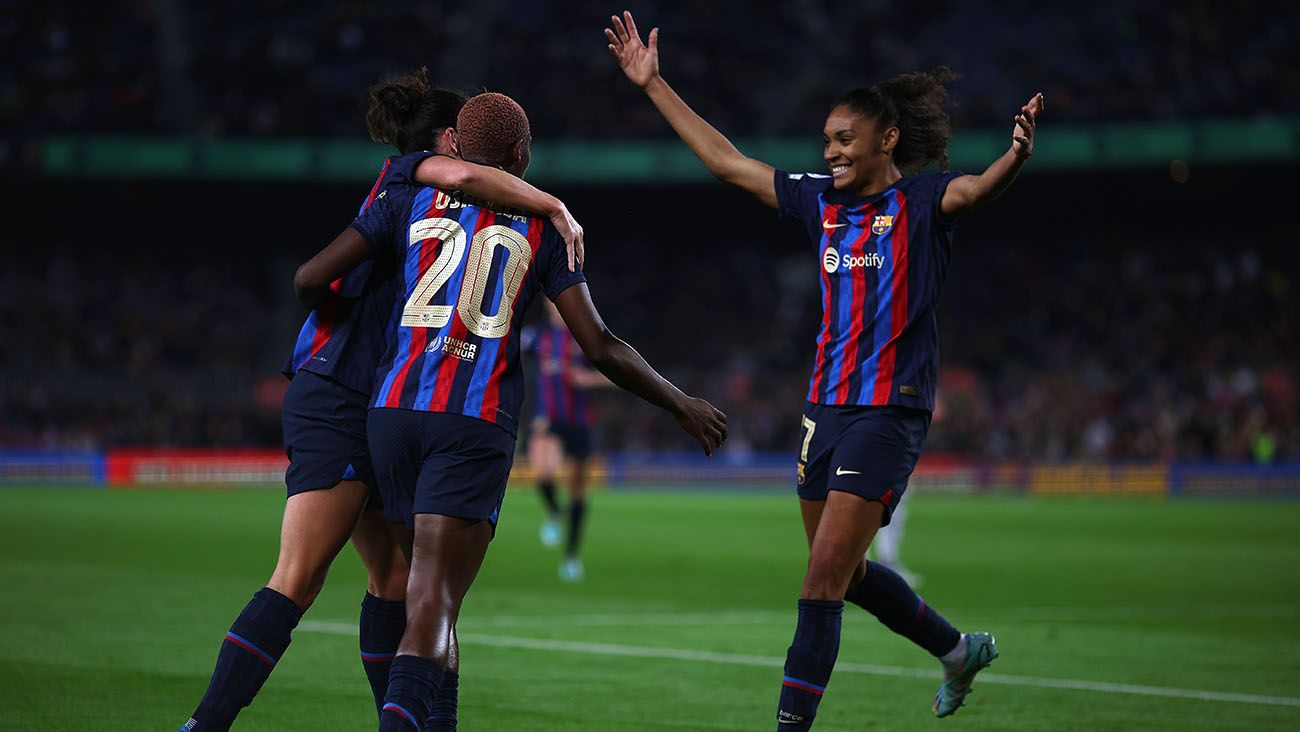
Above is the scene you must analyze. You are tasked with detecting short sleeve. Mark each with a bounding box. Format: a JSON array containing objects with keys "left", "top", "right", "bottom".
[
  {"left": 349, "top": 185, "right": 398, "bottom": 260},
  {"left": 538, "top": 225, "right": 587, "bottom": 301},
  {"left": 932, "top": 170, "right": 964, "bottom": 229},
  {"left": 773, "top": 170, "right": 830, "bottom": 222}
]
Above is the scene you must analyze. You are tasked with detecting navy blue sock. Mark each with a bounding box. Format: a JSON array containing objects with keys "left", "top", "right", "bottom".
[
  {"left": 425, "top": 669, "right": 458, "bottom": 731},
  {"left": 776, "top": 599, "right": 843, "bottom": 730},
  {"left": 359, "top": 593, "right": 406, "bottom": 716},
  {"left": 378, "top": 655, "right": 443, "bottom": 731},
  {"left": 845, "top": 560, "right": 960, "bottom": 657},
  {"left": 185, "top": 587, "right": 303, "bottom": 731},
  {"left": 538, "top": 480, "right": 560, "bottom": 515},
  {"left": 566, "top": 498, "right": 587, "bottom": 557}
]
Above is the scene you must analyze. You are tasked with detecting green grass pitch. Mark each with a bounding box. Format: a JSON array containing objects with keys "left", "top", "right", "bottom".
[{"left": 2, "top": 486, "right": 1299, "bottom": 731}]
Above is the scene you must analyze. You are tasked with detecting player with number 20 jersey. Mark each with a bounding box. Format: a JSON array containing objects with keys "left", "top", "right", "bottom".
[{"left": 297, "top": 92, "right": 727, "bottom": 731}]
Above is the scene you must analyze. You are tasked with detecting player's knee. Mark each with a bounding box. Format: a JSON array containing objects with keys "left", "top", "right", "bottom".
[
  {"left": 367, "top": 559, "right": 410, "bottom": 601},
  {"left": 801, "top": 559, "right": 853, "bottom": 601},
  {"left": 268, "top": 564, "right": 329, "bottom": 609}
]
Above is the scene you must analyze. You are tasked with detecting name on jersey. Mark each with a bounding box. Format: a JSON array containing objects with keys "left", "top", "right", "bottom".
[
  {"left": 434, "top": 190, "right": 529, "bottom": 223},
  {"left": 823, "top": 248, "right": 885, "bottom": 273},
  {"left": 425, "top": 335, "right": 478, "bottom": 362}
]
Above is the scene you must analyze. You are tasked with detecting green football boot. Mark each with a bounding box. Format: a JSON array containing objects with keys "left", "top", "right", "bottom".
[{"left": 933, "top": 632, "right": 998, "bottom": 717}]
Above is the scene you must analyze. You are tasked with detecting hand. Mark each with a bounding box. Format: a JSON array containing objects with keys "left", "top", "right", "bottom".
[
  {"left": 674, "top": 396, "right": 728, "bottom": 456},
  {"left": 548, "top": 204, "right": 585, "bottom": 271},
  {"left": 605, "top": 10, "right": 659, "bottom": 89},
  {"left": 1011, "top": 92, "right": 1044, "bottom": 160}
]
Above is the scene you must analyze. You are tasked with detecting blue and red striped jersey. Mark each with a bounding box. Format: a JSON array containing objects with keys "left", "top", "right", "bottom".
[
  {"left": 282, "top": 152, "right": 433, "bottom": 394},
  {"left": 353, "top": 183, "right": 586, "bottom": 434},
  {"left": 775, "top": 169, "right": 963, "bottom": 411},
  {"left": 524, "top": 324, "right": 593, "bottom": 429}
]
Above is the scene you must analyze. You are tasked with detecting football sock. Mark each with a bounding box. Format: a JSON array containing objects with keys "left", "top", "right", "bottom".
[
  {"left": 776, "top": 599, "right": 843, "bottom": 730},
  {"left": 379, "top": 655, "right": 443, "bottom": 731},
  {"left": 538, "top": 480, "right": 560, "bottom": 516},
  {"left": 939, "top": 635, "right": 969, "bottom": 674},
  {"left": 359, "top": 593, "right": 406, "bottom": 716},
  {"left": 186, "top": 587, "right": 303, "bottom": 731},
  {"left": 844, "top": 560, "right": 960, "bottom": 657},
  {"left": 426, "top": 669, "right": 459, "bottom": 731},
  {"left": 566, "top": 498, "right": 587, "bottom": 557}
]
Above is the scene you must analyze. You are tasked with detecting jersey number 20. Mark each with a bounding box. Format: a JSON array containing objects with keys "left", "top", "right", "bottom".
[{"left": 401, "top": 218, "right": 533, "bottom": 339}]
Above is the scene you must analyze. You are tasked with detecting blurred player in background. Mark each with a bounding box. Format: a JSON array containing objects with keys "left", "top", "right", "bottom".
[
  {"left": 179, "top": 69, "right": 585, "bottom": 732},
  {"left": 608, "top": 11, "right": 1041, "bottom": 728},
  {"left": 868, "top": 493, "right": 919, "bottom": 586},
  {"left": 294, "top": 91, "right": 727, "bottom": 732},
  {"left": 527, "top": 299, "right": 612, "bottom": 582}
]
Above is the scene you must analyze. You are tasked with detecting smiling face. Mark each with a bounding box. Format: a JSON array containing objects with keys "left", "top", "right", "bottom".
[{"left": 823, "top": 104, "right": 899, "bottom": 193}]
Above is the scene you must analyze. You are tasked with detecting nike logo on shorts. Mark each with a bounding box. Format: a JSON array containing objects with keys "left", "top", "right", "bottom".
[{"left": 835, "top": 467, "right": 862, "bottom": 476}]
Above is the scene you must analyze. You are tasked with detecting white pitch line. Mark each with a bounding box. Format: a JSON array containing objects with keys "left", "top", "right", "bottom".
[
  {"left": 301, "top": 604, "right": 1300, "bottom": 631},
  {"left": 298, "top": 621, "right": 1300, "bottom": 709}
]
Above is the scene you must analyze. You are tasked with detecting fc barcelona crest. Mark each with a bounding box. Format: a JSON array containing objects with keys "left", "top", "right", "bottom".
[{"left": 871, "top": 215, "right": 894, "bottom": 236}]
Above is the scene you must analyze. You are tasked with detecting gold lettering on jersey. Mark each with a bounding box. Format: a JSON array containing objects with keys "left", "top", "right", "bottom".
[{"left": 458, "top": 225, "right": 533, "bottom": 339}]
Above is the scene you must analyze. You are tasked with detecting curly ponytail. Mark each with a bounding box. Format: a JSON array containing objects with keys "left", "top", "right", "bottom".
[
  {"left": 365, "top": 67, "right": 467, "bottom": 154},
  {"left": 837, "top": 66, "right": 958, "bottom": 174}
]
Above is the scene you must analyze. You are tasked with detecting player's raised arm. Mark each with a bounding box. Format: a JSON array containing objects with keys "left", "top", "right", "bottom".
[
  {"left": 413, "top": 156, "right": 585, "bottom": 270},
  {"left": 605, "top": 11, "right": 777, "bottom": 208},
  {"left": 553, "top": 283, "right": 727, "bottom": 455},
  {"left": 940, "top": 93, "right": 1044, "bottom": 218}
]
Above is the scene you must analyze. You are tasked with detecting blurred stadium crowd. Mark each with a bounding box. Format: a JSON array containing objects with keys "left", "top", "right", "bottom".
[
  {"left": 4, "top": 216, "right": 1295, "bottom": 463},
  {"left": 6, "top": 0, "right": 1298, "bottom": 145},
  {"left": 4, "top": 0, "right": 1296, "bottom": 464}
]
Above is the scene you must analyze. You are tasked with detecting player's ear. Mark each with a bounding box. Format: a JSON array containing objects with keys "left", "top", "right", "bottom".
[
  {"left": 441, "top": 127, "right": 460, "bottom": 157},
  {"left": 508, "top": 138, "right": 531, "bottom": 177},
  {"left": 881, "top": 125, "right": 900, "bottom": 154}
]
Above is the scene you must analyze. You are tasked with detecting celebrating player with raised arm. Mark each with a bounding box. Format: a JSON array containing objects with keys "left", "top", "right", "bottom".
[
  {"left": 607, "top": 11, "right": 1042, "bottom": 728},
  {"left": 294, "top": 91, "right": 726, "bottom": 732},
  {"left": 179, "top": 68, "right": 585, "bottom": 732}
]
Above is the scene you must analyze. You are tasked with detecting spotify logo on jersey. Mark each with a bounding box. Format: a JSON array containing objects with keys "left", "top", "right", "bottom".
[
  {"left": 823, "top": 248, "right": 840, "bottom": 273},
  {"left": 822, "top": 247, "right": 886, "bottom": 273}
]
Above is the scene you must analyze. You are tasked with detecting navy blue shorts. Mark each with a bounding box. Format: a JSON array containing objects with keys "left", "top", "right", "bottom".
[
  {"left": 282, "top": 370, "right": 380, "bottom": 509},
  {"left": 549, "top": 423, "right": 593, "bottom": 460},
  {"left": 795, "top": 403, "right": 931, "bottom": 527},
  {"left": 367, "top": 408, "right": 516, "bottom": 530}
]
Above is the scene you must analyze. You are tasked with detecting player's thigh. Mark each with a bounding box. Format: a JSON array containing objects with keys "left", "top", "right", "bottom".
[
  {"left": 803, "top": 491, "right": 885, "bottom": 599},
  {"left": 799, "top": 498, "right": 825, "bottom": 548},
  {"left": 410, "top": 512, "right": 495, "bottom": 605},
  {"left": 825, "top": 406, "right": 930, "bottom": 527},
  {"left": 269, "top": 479, "right": 370, "bottom": 603}
]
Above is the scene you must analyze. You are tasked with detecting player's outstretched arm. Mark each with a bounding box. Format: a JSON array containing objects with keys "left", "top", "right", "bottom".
[
  {"left": 940, "top": 93, "right": 1044, "bottom": 218},
  {"left": 414, "top": 156, "right": 585, "bottom": 270},
  {"left": 605, "top": 11, "right": 777, "bottom": 208},
  {"left": 554, "top": 283, "right": 727, "bottom": 455},
  {"left": 292, "top": 227, "right": 371, "bottom": 307}
]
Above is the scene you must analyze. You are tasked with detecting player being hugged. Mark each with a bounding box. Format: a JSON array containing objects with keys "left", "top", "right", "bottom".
[
  {"left": 294, "top": 92, "right": 726, "bottom": 731},
  {"left": 607, "top": 11, "right": 1042, "bottom": 728},
  {"left": 179, "top": 67, "right": 586, "bottom": 732}
]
